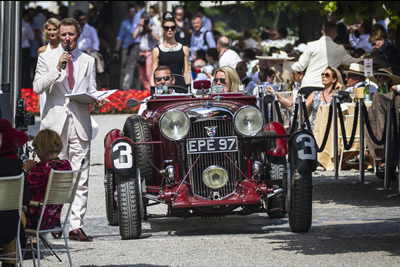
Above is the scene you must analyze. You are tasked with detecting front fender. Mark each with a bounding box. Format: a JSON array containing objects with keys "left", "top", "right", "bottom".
[
  {"left": 264, "top": 121, "right": 288, "bottom": 156},
  {"left": 104, "top": 129, "right": 122, "bottom": 170},
  {"left": 110, "top": 138, "right": 136, "bottom": 177}
]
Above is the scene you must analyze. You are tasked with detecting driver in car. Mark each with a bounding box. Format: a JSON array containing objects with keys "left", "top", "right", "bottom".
[
  {"left": 138, "top": 65, "right": 175, "bottom": 115},
  {"left": 154, "top": 65, "right": 175, "bottom": 94}
]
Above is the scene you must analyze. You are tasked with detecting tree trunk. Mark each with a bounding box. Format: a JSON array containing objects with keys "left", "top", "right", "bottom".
[{"left": 298, "top": 10, "right": 326, "bottom": 44}]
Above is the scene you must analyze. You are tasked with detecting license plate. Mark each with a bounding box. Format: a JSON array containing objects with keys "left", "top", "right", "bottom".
[{"left": 187, "top": 136, "right": 238, "bottom": 154}]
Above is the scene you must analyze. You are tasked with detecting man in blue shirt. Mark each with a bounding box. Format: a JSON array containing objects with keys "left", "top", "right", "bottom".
[
  {"left": 196, "top": 7, "right": 212, "bottom": 31},
  {"left": 189, "top": 14, "right": 216, "bottom": 62}
]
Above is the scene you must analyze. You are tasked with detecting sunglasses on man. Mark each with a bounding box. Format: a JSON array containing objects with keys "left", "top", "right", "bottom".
[{"left": 155, "top": 76, "right": 171, "bottom": 83}]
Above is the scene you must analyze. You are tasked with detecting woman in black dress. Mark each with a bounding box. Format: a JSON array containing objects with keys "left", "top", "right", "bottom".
[{"left": 152, "top": 11, "right": 191, "bottom": 92}]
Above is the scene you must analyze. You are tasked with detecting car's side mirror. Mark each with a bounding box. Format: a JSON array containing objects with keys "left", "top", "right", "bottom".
[{"left": 126, "top": 98, "right": 140, "bottom": 108}]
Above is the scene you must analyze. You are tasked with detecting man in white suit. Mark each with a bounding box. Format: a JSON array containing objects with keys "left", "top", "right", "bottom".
[
  {"left": 291, "top": 21, "right": 362, "bottom": 97},
  {"left": 33, "top": 17, "right": 105, "bottom": 242}
]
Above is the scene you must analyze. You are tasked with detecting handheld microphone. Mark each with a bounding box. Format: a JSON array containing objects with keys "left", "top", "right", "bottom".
[{"left": 62, "top": 41, "right": 71, "bottom": 70}]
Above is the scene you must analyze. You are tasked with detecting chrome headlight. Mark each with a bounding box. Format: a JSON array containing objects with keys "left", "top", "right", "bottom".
[
  {"left": 202, "top": 166, "right": 229, "bottom": 189},
  {"left": 160, "top": 110, "right": 190, "bottom": 140},
  {"left": 234, "top": 106, "right": 264, "bottom": 136}
]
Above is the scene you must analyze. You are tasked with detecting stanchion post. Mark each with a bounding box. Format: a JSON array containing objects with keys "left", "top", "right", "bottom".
[
  {"left": 384, "top": 100, "right": 392, "bottom": 189},
  {"left": 359, "top": 98, "right": 365, "bottom": 183},
  {"left": 298, "top": 94, "right": 303, "bottom": 129},
  {"left": 333, "top": 96, "right": 338, "bottom": 179},
  {"left": 272, "top": 95, "right": 277, "bottom": 122}
]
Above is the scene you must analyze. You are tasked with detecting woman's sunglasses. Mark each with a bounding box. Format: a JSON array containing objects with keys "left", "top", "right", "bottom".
[
  {"left": 321, "top": 72, "right": 331, "bottom": 78},
  {"left": 213, "top": 78, "right": 226, "bottom": 84},
  {"left": 155, "top": 76, "right": 171, "bottom": 83},
  {"left": 163, "top": 26, "right": 176, "bottom": 31}
]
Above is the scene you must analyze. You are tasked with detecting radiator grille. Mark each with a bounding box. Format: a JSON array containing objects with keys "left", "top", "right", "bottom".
[{"left": 187, "top": 119, "right": 239, "bottom": 199}]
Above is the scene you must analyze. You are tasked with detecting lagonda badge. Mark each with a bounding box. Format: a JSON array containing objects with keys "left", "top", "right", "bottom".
[{"left": 204, "top": 126, "right": 218, "bottom": 137}]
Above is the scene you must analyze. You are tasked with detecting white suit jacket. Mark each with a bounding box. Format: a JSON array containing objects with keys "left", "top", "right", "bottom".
[
  {"left": 33, "top": 46, "right": 97, "bottom": 141},
  {"left": 292, "top": 36, "right": 362, "bottom": 89}
]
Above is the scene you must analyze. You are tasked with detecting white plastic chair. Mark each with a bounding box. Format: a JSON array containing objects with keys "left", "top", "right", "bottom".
[
  {"left": 24, "top": 169, "right": 81, "bottom": 267},
  {"left": 0, "top": 173, "right": 25, "bottom": 267}
]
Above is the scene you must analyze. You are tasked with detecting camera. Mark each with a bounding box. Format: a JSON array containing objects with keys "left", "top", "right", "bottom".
[
  {"left": 144, "top": 18, "right": 149, "bottom": 25},
  {"left": 15, "top": 98, "right": 35, "bottom": 132}
]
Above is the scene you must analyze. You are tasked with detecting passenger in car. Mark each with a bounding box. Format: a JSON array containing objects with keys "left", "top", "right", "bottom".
[{"left": 212, "top": 66, "right": 242, "bottom": 92}]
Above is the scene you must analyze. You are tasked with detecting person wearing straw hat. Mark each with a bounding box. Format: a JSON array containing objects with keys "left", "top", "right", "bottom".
[
  {"left": 344, "top": 62, "right": 377, "bottom": 95},
  {"left": 364, "top": 67, "right": 400, "bottom": 180},
  {"left": 0, "top": 119, "right": 30, "bottom": 267},
  {"left": 256, "top": 51, "right": 294, "bottom": 84}
]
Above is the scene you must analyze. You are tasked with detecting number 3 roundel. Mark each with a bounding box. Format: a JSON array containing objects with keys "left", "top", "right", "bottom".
[
  {"left": 292, "top": 132, "right": 318, "bottom": 172},
  {"left": 111, "top": 140, "right": 136, "bottom": 176}
]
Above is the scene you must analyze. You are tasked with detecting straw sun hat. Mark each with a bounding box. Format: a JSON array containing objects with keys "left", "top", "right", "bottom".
[
  {"left": 370, "top": 67, "right": 400, "bottom": 85},
  {"left": 343, "top": 63, "right": 365, "bottom": 76},
  {"left": 256, "top": 52, "right": 295, "bottom": 61}
]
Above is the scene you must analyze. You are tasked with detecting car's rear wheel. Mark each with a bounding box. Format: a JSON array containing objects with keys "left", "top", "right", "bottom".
[
  {"left": 123, "top": 115, "right": 154, "bottom": 185},
  {"left": 267, "top": 158, "right": 287, "bottom": 218},
  {"left": 105, "top": 168, "right": 119, "bottom": 226},
  {"left": 289, "top": 169, "right": 312, "bottom": 232},
  {"left": 117, "top": 173, "right": 142, "bottom": 239}
]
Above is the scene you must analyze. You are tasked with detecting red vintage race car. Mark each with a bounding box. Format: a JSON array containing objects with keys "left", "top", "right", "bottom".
[{"left": 104, "top": 83, "right": 317, "bottom": 239}]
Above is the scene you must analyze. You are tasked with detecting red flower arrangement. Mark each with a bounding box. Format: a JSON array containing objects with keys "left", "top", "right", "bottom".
[{"left": 20, "top": 88, "right": 150, "bottom": 116}]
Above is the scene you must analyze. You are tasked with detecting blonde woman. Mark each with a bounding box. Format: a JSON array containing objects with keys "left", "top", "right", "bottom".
[
  {"left": 37, "top": 18, "right": 61, "bottom": 117},
  {"left": 212, "top": 66, "right": 242, "bottom": 92},
  {"left": 38, "top": 17, "right": 61, "bottom": 54},
  {"left": 24, "top": 129, "right": 71, "bottom": 238}
]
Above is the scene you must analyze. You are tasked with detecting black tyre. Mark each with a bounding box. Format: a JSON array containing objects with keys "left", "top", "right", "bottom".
[
  {"left": 289, "top": 169, "right": 312, "bottom": 232},
  {"left": 123, "top": 115, "right": 154, "bottom": 185},
  {"left": 117, "top": 174, "right": 142, "bottom": 239},
  {"left": 267, "top": 158, "right": 287, "bottom": 218},
  {"left": 105, "top": 169, "right": 119, "bottom": 226}
]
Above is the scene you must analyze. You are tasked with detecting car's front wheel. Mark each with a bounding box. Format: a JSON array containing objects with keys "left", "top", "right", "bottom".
[
  {"left": 116, "top": 173, "right": 142, "bottom": 239},
  {"left": 288, "top": 169, "right": 312, "bottom": 232}
]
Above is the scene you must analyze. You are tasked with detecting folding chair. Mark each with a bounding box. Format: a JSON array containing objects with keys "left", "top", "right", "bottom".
[
  {"left": 24, "top": 169, "right": 81, "bottom": 267},
  {"left": 0, "top": 173, "right": 25, "bottom": 267}
]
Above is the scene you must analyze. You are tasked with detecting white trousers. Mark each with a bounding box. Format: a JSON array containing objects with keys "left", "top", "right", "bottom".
[{"left": 59, "top": 116, "right": 91, "bottom": 231}]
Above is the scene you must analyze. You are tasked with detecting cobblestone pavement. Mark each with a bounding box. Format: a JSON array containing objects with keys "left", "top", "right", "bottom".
[{"left": 23, "top": 115, "right": 400, "bottom": 267}]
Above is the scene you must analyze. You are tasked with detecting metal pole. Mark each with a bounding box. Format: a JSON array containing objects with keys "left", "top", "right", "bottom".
[
  {"left": 11, "top": 1, "right": 21, "bottom": 127},
  {"left": 0, "top": 1, "right": 5, "bottom": 86},
  {"left": 359, "top": 98, "right": 365, "bottom": 183},
  {"left": 384, "top": 100, "right": 392, "bottom": 189},
  {"left": 298, "top": 95, "right": 303, "bottom": 128},
  {"left": 333, "top": 96, "right": 338, "bottom": 179},
  {"left": 3, "top": 1, "right": 12, "bottom": 84}
]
